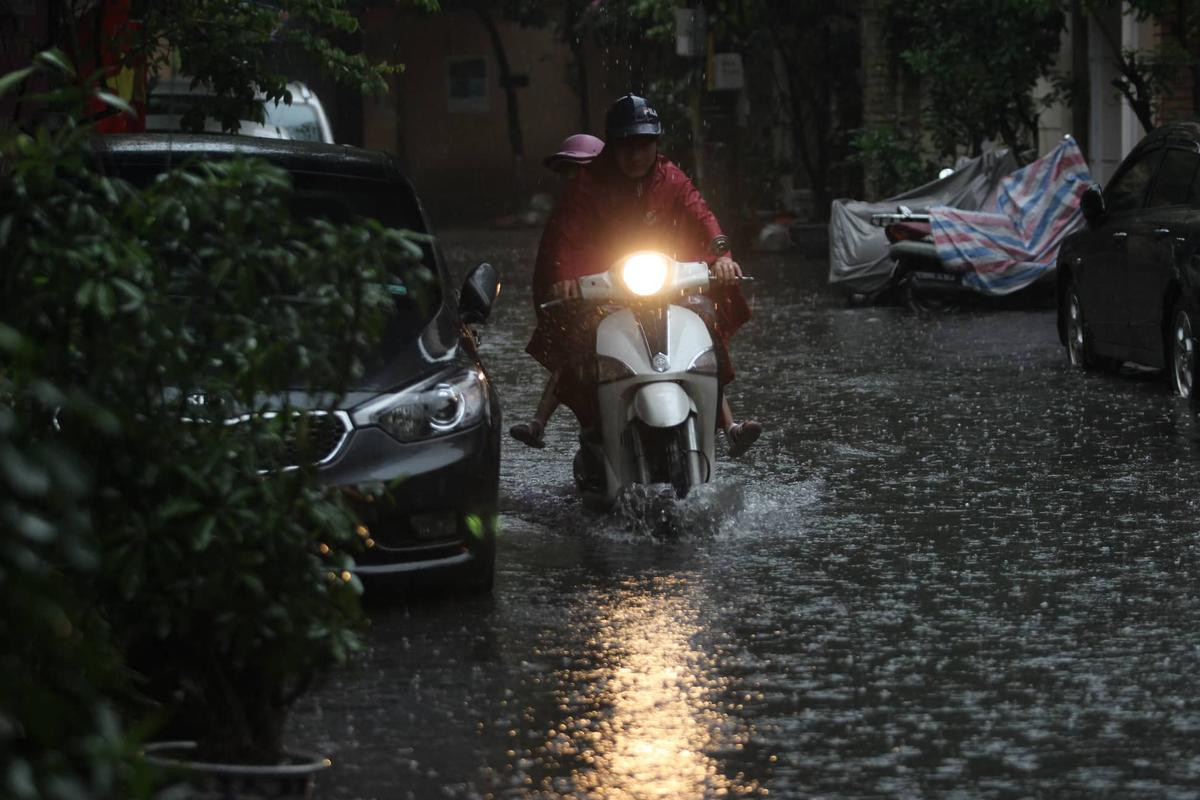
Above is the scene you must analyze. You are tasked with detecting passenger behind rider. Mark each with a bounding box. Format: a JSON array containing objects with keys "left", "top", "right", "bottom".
[
  {"left": 544, "top": 132, "right": 604, "bottom": 180},
  {"left": 509, "top": 94, "right": 761, "bottom": 457},
  {"left": 507, "top": 132, "right": 603, "bottom": 448}
]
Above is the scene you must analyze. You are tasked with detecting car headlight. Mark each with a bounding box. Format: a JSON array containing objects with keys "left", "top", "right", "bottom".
[
  {"left": 352, "top": 368, "right": 488, "bottom": 442},
  {"left": 621, "top": 252, "right": 670, "bottom": 296}
]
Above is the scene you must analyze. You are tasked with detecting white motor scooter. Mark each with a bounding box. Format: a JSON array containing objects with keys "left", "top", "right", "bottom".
[{"left": 547, "top": 250, "right": 738, "bottom": 511}]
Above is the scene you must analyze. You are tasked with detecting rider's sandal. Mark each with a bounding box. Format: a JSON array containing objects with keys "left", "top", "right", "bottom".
[
  {"left": 509, "top": 420, "right": 546, "bottom": 449},
  {"left": 726, "top": 420, "right": 762, "bottom": 458}
]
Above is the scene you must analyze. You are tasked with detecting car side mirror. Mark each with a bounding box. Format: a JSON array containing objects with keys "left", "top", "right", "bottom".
[
  {"left": 459, "top": 262, "right": 500, "bottom": 325},
  {"left": 1080, "top": 184, "right": 1106, "bottom": 225}
]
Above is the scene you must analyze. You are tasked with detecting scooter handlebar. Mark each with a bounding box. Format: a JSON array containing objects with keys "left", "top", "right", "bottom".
[{"left": 538, "top": 275, "right": 752, "bottom": 311}]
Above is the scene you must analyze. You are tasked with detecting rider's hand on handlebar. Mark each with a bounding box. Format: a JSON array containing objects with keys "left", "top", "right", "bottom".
[
  {"left": 711, "top": 255, "right": 743, "bottom": 284},
  {"left": 549, "top": 279, "right": 580, "bottom": 301}
]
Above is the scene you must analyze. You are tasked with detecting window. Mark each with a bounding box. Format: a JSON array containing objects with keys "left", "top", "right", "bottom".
[
  {"left": 447, "top": 57, "right": 488, "bottom": 112},
  {"left": 1145, "top": 148, "right": 1200, "bottom": 208},
  {"left": 264, "top": 101, "right": 324, "bottom": 142},
  {"left": 1105, "top": 148, "right": 1164, "bottom": 213}
]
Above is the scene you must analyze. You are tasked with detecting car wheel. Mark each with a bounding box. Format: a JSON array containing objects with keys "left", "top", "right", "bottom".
[
  {"left": 1065, "top": 284, "right": 1099, "bottom": 370},
  {"left": 1170, "top": 301, "right": 1198, "bottom": 407}
]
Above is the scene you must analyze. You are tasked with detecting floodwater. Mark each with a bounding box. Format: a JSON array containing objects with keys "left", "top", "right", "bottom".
[{"left": 288, "top": 228, "right": 1200, "bottom": 799}]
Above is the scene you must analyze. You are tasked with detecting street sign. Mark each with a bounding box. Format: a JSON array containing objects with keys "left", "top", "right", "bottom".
[
  {"left": 710, "top": 53, "right": 744, "bottom": 91},
  {"left": 674, "top": 8, "right": 706, "bottom": 57}
]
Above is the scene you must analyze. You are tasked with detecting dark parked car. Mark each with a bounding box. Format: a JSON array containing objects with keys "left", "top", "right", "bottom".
[
  {"left": 95, "top": 134, "right": 502, "bottom": 591},
  {"left": 1057, "top": 120, "right": 1200, "bottom": 403}
]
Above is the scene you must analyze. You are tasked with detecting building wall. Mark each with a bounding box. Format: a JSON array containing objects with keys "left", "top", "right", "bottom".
[
  {"left": 1086, "top": 4, "right": 1131, "bottom": 185},
  {"left": 1035, "top": 12, "right": 1073, "bottom": 157},
  {"left": 1040, "top": 6, "right": 1158, "bottom": 186},
  {"left": 362, "top": 8, "right": 625, "bottom": 225}
]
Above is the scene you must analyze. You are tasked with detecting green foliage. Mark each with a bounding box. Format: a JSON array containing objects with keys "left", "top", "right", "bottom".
[
  {"left": 849, "top": 123, "right": 938, "bottom": 200},
  {"left": 1, "top": 51, "right": 429, "bottom": 777},
  {"left": 150, "top": 0, "right": 401, "bottom": 132},
  {"left": 595, "top": 0, "right": 863, "bottom": 219},
  {"left": 35, "top": 0, "right": 403, "bottom": 133},
  {"left": 0, "top": 53, "right": 157, "bottom": 800},
  {"left": 884, "top": 0, "right": 1065, "bottom": 160},
  {"left": 0, "top": 332, "right": 153, "bottom": 799}
]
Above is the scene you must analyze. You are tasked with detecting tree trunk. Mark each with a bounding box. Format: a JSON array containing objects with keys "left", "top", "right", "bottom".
[
  {"left": 775, "top": 44, "right": 828, "bottom": 222},
  {"left": 472, "top": 6, "right": 525, "bottom": 203},
  {"left": 1071, "top": 0, "right": 1090, "bottom": 157},
  {"left": 563, "top": 2, "right": 590, "bottom": 132},
  {"left": 568, "top": 39, "right": 589, "bottom": 133},
  {"left": 1163, "top": 0, "right": 1200, "bottom": 117},
  {"left": 1193, "top": 59, "right": 1200, "bottom": 117},
  {"left": 1190, "top": 29, "right": 1200, "bottom": 116}
]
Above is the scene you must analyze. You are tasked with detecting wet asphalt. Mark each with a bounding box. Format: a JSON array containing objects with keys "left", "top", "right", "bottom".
[{"left": 287, "top": 228, "right": 1200, "bottom": 799}]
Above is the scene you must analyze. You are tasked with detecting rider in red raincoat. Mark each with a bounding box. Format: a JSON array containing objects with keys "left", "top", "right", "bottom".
[{"left": 510, "top": 95, "right": 761, "bottom": 457}]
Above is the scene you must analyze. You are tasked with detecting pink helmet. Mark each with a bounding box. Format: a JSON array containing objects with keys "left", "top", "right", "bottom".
[{"left": 544, "top": 133, "right": 605, "bottom": 172}]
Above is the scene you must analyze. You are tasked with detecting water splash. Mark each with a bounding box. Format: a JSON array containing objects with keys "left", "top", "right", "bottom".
[{"left": 612, "top": 480, "right": 745, "bottom": 539}]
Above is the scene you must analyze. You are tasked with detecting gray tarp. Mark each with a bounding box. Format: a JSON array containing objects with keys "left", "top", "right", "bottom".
[{"left": 828, "top": 148, "right": 1019, "bottom": 293}]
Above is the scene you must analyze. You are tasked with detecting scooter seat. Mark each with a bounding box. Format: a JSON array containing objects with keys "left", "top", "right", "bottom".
[{"left": 888, "top": 240, "right": 938, "bottom": 260}]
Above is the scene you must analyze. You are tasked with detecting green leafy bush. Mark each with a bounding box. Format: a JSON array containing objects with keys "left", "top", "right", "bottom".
[
  {"left": 1, "top": 53, "right": 429, "bottom": 771},
  {"left": 849, "top": 123, "right": 938, "bottom": 200},
  {"left": 0, "top": 325, "right": 154, "bottom": 799},
  {"left": 882, "top": 0, "right": 1064, "bottom": 160}
]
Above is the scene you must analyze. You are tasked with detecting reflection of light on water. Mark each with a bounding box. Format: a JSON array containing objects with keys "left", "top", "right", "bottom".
[{"left": 552, "top": 575, "right": 764, "bottom": 799}]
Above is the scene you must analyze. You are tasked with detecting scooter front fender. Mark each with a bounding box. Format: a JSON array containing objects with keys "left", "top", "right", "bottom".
[{"left": 632, "top": 382, "right": 691, "bottom": 428}]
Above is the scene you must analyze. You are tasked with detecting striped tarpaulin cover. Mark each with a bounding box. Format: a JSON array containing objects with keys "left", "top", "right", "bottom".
[{"left": 930, "top": 136, "right": 1093, "bottom": 295}]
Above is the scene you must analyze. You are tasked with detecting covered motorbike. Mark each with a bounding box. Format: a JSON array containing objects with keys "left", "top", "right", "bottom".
[
  {"left": 833, "top": 137, "right": 1092, "bottom": 312},
  {"left": 871, "top": 206, "right": 967, "bottom": 313}
]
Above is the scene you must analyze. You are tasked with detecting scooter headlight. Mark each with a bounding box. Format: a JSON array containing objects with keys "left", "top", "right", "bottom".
[
  {"left": 353, "top": 368, "right": 489, "bottom": 442},
  {"left": 621, "top": 252, "right": 670, "bottom": 297}
]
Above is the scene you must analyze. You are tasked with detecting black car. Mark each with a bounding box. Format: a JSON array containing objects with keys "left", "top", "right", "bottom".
[
  {"left": 1057, "top": 120, "right": 1200, "bottom": 403},
  {"left": 95, "top": 133, "right": 502, "bottom": 591}
]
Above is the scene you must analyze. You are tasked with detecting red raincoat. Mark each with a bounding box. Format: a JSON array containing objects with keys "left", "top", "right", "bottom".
[{"left": 526, "top": 153, "right": 751, "bottom": 388}]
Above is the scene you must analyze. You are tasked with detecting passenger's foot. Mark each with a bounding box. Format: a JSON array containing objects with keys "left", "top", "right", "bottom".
[
  {"left": 726, "top": 420, "right": 761, "bottom": 458},
  {"left": 509, "top": 420, "right": 546, "bottom": 449}
]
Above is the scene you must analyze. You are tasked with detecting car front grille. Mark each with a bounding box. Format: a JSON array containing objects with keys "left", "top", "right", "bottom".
[
  {"left": 254, "top": 410, "right": 351, "bottom": 471},
  {"left": 284, "top": 410, "right": 351, "bottom": 469}
]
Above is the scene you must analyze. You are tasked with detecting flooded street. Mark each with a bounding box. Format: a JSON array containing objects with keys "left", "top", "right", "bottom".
[{"left": 289, "top": 228, "right": 1200, "bottom": 799}]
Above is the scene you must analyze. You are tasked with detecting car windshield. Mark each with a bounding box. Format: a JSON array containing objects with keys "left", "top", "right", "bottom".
[
  {"left": 103, "top": 161, "right": 441, "bottom": 369},
  {"left": 289, "top": 172, "right": 442, "bottom": 362},
  {"left": 263, "top": 101, "right": 324, "bottom": 142}
]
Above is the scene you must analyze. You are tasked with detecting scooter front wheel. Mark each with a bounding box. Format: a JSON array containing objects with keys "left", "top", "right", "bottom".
[{"left": 663, "top": 418, "right": 708, "bottom": 499}]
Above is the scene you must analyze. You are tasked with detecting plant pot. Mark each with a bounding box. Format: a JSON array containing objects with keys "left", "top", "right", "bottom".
[{"left": 142, "top": 740, "right": 331, "bottom": 800}]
